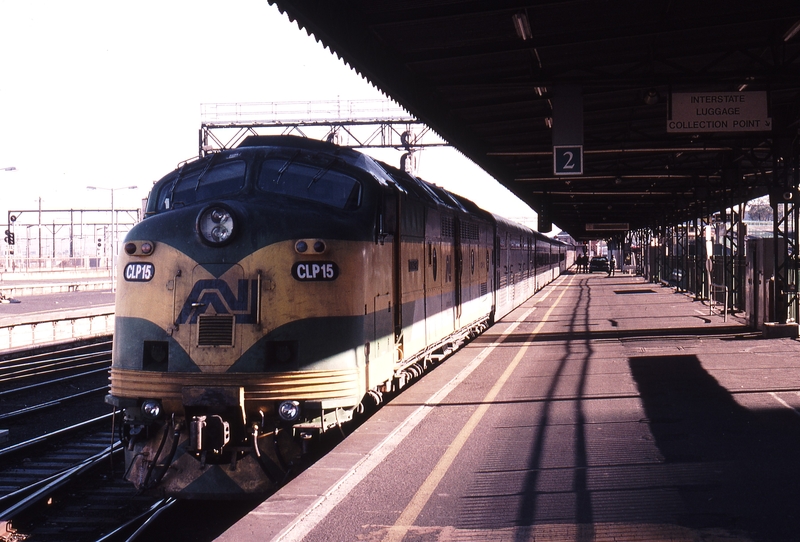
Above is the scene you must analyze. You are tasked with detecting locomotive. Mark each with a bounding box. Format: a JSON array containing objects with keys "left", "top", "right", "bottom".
[{"left": 106, "top": 135, "right": 574, "bottom": 498}]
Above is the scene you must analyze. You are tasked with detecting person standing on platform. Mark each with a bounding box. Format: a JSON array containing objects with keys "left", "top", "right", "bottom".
[{"left": 608, "top": 255, "right": 616, "bottom": 277}]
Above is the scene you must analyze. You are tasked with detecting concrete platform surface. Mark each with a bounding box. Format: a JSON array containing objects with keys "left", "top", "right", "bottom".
[{"left": 218, "top": 272, "right": 800, "bottom": 542}]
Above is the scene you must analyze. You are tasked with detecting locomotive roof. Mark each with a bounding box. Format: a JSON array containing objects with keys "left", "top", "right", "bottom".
[
  {"left": 239, "top": 134, "right": 487, "bottom": 217},
  {"left": 237, "top": 134, "right": 390, "bottom": 183}
]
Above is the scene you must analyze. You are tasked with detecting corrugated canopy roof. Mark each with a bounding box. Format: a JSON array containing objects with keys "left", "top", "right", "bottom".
[{"left": 268, "top": 1, "right": 800, "bottom": 239}]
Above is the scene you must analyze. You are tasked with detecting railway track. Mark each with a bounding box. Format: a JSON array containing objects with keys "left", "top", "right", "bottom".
[
  {"left": 0, "top": 340, "right": 163, "bottom": 541},
  {"left": 0, "top": 340, "right": 341, "bottom": 541},
  {"left": 0, "top": 337, "right": 426, "bottom": 541}
]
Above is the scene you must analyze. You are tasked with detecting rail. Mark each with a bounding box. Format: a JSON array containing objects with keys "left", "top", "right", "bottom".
[{"left": 0, "top": 306, "right": 114, "bottom": 350}]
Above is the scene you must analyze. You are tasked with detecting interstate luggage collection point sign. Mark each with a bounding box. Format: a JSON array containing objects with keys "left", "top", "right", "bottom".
[{"left": 668, "top": 91, "right": 771, "bottom": 133}]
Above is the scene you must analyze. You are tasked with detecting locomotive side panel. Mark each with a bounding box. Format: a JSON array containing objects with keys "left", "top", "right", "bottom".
[
  {"left": 456, "top": 217, "right": 493, "bottom": 329},
  {"left": 396, "top": 194, "right": 428, "bottom": 362},
  {"left": 495, "top": 218, "right": 528, "bottom": 320},
  {"left": 364, "top": 230, "right": 396, "bottom": 391},
  {"left": 424, "top": 207, "right": 446, "bottom": 345}
]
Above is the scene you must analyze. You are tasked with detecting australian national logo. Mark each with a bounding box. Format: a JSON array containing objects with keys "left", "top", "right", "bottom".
[{"left": 177, "top": 279, "right": 257, "bottom": 324}]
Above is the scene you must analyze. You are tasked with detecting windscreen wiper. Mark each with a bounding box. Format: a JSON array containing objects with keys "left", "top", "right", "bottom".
[
  {"left": 166, "top": 163, "right": 187, "bottom": 209},
  {"left": 194, "top": 153, "right": 219, "bottom": 192},
  {"left": 307, "top": 157, "right": 338, "bottom": 189},
  {"left": 274, "top": 150, "right": 301, "bottom": 184}
]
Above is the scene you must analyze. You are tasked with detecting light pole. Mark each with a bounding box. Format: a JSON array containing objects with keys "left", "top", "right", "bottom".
[
  {"left": 2, "top": 167, "right": 17, "bottom": 273},
  {"left": 86, "top": 185, "right": 138, "bottom": 291}
]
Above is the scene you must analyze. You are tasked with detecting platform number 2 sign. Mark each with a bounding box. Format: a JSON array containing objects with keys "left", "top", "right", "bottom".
[{"left": 553, "top": 145, "right": 583, "bottom": 176}]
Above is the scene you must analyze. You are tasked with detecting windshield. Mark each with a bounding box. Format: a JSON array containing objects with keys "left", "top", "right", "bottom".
[
  {"left": 156, "top": 160, "right": 246, "bottom": 211},
  {"left": 256, "top": 158, "right": 361, "bottom": 210}
]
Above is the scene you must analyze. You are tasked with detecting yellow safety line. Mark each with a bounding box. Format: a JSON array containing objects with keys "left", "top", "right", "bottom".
[{"left": 382, "top": 274, "right": 574, "bottom": 542}]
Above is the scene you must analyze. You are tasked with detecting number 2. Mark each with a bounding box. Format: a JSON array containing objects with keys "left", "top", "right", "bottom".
[{"left": 562, "top": 151, "right": 575, "bottom": 170}]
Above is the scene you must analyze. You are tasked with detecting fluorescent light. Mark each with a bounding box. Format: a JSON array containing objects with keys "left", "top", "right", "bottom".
[
  {"left": 512, "top": 12, "right": 532, "bottom": 41},
  {"left": 784, "top": 19, "right": 800, "bottom": 42}
]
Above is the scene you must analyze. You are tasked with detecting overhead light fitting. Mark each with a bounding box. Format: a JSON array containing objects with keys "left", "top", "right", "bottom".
[
  {"left": 512, "top": 12, "right": 532, "bottom": 41},
  {"left": 783, "top": 19, "right": 800, "bottom": 42},
  {"left": 643, "top": 89, "right": 659, "bottom": 105}
]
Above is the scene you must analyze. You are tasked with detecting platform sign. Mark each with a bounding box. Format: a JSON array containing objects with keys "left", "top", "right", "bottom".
[
  {"left": 553, "top": 145, "right": 583, "bottom": 175},
  {"left": 668, "top": 91, "right": 771, "bottom": 133}
]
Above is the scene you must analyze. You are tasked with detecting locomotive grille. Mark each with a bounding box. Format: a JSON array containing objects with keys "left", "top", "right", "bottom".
[
  {"left": 461, "top": 222, "right": 480, "bottom": 241},
  {"left": 441, "top": 216, "right": 454, "bottom": 238},
  {"left": 197, "top": 315, "right": 235, "bottom": 346}
]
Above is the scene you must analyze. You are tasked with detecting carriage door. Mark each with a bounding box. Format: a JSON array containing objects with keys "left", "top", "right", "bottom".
[
  {"left": 374, "top": 187, "right": 396, "bottom": 367},
  {"left": 506, "top": 232, "right": 513, "bottom": 307},
  {"left": 454, "top": 216, "right": 463, "bottom": 325},
  {"left": 426, "top": 238, "right": 444, "bottom": 344}
]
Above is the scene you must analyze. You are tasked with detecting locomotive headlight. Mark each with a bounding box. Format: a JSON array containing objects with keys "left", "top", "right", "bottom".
[
  {"left": 198, "top": 205, "right": 235, "bottom": 246},
  {"left": 277, "top": 400, "right": 301, "bottom": 422},
  {"left": 141, "top": 399, "right": 163, "bottom": 421}
]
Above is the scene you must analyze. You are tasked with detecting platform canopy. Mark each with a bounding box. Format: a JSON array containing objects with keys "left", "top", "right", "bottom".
[{"left": 268, "top": 1, "right": 800, "bottom": 239}]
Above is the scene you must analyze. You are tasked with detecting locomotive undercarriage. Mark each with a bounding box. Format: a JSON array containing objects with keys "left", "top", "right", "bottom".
[
  {"left": 391, "top": 315, "right": 490, "bottom": 389},
  {"left": 115, "top": 390, "right": 363, "bottom": 498}
]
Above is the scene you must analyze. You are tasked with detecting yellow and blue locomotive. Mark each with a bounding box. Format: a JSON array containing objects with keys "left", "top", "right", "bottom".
[{"left": 106, "top": 135, "right": 573, "bottom": 498}]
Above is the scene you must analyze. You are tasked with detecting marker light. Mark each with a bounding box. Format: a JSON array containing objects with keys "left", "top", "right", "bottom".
[
  {"left": 123, "top": 241, "right": 156, "bottom": 256},
  {"left": 141, "top": 399, "right": 163, "bottom": 420},
  {"left": 277, "top": 400, "right": 301, "bottom": 422},
  {"left": 198, "top": 205, "right": 235, "bottom": 245}
]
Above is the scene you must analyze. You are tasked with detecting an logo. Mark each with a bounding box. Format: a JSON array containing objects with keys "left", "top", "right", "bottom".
[{"left": 177, "top": 279, "right": 257, "bottom": 324}]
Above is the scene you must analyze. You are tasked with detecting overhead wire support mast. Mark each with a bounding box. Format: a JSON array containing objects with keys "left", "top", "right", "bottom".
[{"left": 198, "top": 99, "right": 449, "bottom": 158}]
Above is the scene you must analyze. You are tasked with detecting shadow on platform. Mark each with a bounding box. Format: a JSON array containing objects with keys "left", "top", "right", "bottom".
[{"left": 629, "top": 354, "right": 800, "bottom": 541}]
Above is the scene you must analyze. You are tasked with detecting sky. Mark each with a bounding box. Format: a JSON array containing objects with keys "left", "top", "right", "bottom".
[{"left": 0, "top": 0, "right": 537, "bottom": 233}]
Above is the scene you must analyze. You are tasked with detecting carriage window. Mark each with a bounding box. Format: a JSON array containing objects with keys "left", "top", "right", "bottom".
[
  {"left": 158, "top": 160, "right": 246, "bottom": 211},
  {"left": 257, "top": 159, "right": 361, "bottom": 210}
]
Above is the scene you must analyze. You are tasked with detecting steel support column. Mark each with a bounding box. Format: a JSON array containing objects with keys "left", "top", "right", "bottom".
[
  {"left": 673, "top": 221, "right": 688, "bottom": 292},
  {"left": 770, "top": 139, "right": 799, "bottom": 324}
]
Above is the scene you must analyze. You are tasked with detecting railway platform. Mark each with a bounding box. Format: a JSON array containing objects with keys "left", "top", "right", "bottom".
[
  {"left": 0, "top": 277, "right": 114, "bottom": 352},
  {"left": 219, "top": 270, "right": 800, "bottom": 542},
  {"left": 0, "top": 271, "right": 112, "bottom": 299}
]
